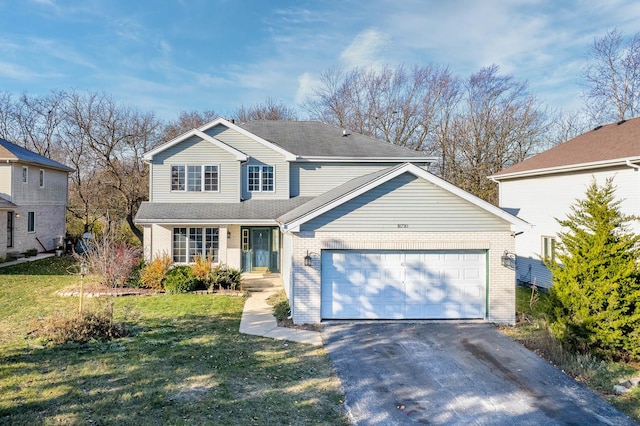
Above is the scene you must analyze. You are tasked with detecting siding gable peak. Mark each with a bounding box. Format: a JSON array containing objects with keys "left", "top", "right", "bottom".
[
  {"left": 144, "top": 126, "right": 248, "bottom": 161},
  {"left": 280, "top": 162, "right": 530, "bottom": 232}
]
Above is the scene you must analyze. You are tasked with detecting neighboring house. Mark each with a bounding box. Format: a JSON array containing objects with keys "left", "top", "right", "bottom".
[
  {"left": 0, "top": 138, "right": 74, "bottom": 259},
  {"left": 135, "top": 118, "right": 528, "bottom": 324},
  {"left": 491, "top": 116, "right": 640, "bottom": 288}
]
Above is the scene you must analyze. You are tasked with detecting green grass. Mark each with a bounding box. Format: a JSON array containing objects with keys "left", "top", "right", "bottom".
[
  {"left": 503, "top": 285, "right": 640, "bottom": 422},
  {"left": 0, "top": 256, "right": 348, "bottom": 425}
]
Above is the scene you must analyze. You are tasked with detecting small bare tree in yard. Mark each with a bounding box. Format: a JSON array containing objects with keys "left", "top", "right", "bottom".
[
  {"left": 583, "top": 29, "right": 640, "bottom": 124},
  {"left": 75, "top": 229, "right": 141, "bottom": 288},
  {"left": 163, "top": 109, "right": 219, "bottom": 141}
]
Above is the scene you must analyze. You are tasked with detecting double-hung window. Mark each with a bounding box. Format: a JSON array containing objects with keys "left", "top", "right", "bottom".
[
  {"left": 248, "top": 165, "right": 274, "bottom": 192},
  {"left": 171, "top": 165, "right": 219, "bottom": 192},
  {"left": 172, "top": 227, "right": 219, "bottom": 263}
]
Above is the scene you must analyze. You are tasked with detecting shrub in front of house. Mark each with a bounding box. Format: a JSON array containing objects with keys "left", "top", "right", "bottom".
[
  {"left": 139, "top": 254, "right": 172, "bottom": 290},
  {"left": 191, "top": 254, "right": 213, "bottom": 290},
  {"left": 126, "top": 257, "right": 146, "bottom": 288},
  {"left": 210, "top": 265, "right": 243, "bottom": 291},
  {"left": 163, "top": 266, "right": 198, "bottom": 294},
  {"left": 32, "top": 300, "right": 128, "bottom": 345}
]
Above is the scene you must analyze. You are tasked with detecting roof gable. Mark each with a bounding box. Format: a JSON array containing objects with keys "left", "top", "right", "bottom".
[
  {"left": 279, "top": 163, "right": 529, "bottom": 232},
  {"left": 492, "top": 116, "right": 640, "bottom": 179},
  {"left": 0, "top": 138, "right": 73, "bottom": 172},
  {"left": 144, "top": 125, "right": 248, "bottom": 161}
]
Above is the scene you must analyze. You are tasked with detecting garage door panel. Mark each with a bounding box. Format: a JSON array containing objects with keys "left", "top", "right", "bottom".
[{"left": 322, "top": 250, "right": 486, "bottom": 320}]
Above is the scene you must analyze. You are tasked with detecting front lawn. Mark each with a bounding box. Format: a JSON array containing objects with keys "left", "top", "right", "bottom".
[
  {"left": 503, "top": 285, "right": 640, "bottom": 422},
  {"left": 0, "top": 256, "right": 348, "bottom": 425}
]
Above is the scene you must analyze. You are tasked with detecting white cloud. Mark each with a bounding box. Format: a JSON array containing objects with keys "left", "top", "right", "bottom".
[
  {"left": 340, "top": 28, "right": 390, "bottom": 69},
  {"left": 295, "top": 72, "right": 321, "bottom": 104}
]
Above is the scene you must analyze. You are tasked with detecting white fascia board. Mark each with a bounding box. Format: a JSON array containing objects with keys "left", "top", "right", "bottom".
[
  {"left": 143, "top": 127, "right": 247, "bottom": 162},
  {"left": 490, "top": 156, "right": 640, "bottom": 181},
  {"left": 294, "top": 156, "right": 438, "bottom": 163},
  {"left": 284, "top": 162, "right": 531, "bottom": 232},
  {"left": 198, "top": 117, "right": 297, "bottom": 161}
]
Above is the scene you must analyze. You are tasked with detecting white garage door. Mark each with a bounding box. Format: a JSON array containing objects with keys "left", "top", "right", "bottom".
[{"left": 321, "top": 250, "right": 486, "bottom": 320}]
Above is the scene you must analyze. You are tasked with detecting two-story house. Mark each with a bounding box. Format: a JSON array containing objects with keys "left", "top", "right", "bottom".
[
  {"left": 0, "top": 138, "right": 73, "bottom": 259},
  {"left": 135, "top": 118, "right": 528, "bottom": 324},
  {"left": 491, "top": 116, "right": 640, "bottom": 288}
]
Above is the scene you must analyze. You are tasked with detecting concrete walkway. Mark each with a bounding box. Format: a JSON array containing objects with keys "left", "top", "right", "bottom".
[
  {"left": 239, "top": 275, "right": 323, "bottom": 346},
  {"left": 0, "top": 252, "right": 54, "bottom": 268}
]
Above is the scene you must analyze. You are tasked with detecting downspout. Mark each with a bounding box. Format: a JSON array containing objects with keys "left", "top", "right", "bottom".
[{"left": 625, "top": 159, "right": 640, "bottom": 171}]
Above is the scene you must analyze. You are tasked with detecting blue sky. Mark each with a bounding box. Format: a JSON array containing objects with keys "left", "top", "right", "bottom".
[{"left": 1, "top": 0, "right": 639, "bottom": 121}]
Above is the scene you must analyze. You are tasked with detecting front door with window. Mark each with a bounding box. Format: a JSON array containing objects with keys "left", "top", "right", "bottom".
[
  {"left": 252, "top": 228, "right": 270, "bottom": 272},
  {"left": 241, "top": 227, "right": 280, "bottom": 273}
]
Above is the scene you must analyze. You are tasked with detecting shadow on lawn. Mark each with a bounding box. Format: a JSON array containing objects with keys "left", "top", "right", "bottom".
[{"left": 0, "top": 313, "right": 347, "bottom": 425}]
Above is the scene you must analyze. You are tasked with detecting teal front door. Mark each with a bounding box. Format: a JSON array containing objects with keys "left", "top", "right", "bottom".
[{"left": 251, "top": 228, "right": 270, "bottom": 272}]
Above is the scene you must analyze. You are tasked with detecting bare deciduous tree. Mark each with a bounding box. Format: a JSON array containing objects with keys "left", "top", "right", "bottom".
[
  {"left": 163, "top": 109, "right": 219, "bottom": 141},
  {"left": 233, "top": 97, "right": 297, "bottom": 123},
  {"left": 583, "top": 29, "right": 640, "bottom": 124},
  {"left": 303, "top": 65, "right": 459, "bottom": 150},
  {"left": 63, "top": 91, "right": 161, "bottom": 243}
]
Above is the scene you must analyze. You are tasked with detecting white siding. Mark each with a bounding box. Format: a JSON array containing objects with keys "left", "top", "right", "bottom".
[
  {"left": 205, "top": 125, "right": 290, "bottom": 200},
  {"left": 290, "top": 162, "right": 417, "bottom": 197},
  {"left": 304, "top": 173, "right": 509, "bottom": 232},
  {"left": 499, "top": 165, "right": 640, "bottom": 287},
  {"left": 150, "top": 135, "right": 241, "bottom": 203},
  {"left": 0, "top": 164, "right": 11, "bottom": 200}
]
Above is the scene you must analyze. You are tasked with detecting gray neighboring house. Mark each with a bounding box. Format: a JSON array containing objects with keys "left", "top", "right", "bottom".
[
  {"left": 135, "top": 118, "right": 528, "bottom": 324},
  {"left": 0, "top": 138, "right": 73, "bottom": 259}
]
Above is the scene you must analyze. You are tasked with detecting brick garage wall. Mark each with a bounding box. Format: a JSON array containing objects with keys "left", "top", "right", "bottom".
[{"left": 289, "top": 231, "right": 516, "bottom": 325}]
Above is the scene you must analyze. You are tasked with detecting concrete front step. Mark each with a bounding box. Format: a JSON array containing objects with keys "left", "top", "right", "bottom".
[{"left": 242, "top": 274, "right": 283, "bottom": 292}]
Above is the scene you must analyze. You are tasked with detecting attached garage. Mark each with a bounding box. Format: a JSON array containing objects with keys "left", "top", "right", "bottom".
[
  {"left": 278, "top": 163, "right": 530, "bottom": 325},
  {"left": 321, "top": 250, "right": 487, "bottom": 320}
]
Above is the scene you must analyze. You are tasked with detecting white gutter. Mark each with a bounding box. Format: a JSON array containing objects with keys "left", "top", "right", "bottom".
[
  {"left": 625, "top": 159, "right": 640, "bottom": 171},
  {"left": 491, "top": 156, "right": 640, "bottom": 180}
]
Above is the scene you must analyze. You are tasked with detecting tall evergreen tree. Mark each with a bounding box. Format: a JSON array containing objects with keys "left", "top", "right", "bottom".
[{"left": 547, "top": 178, "right": 640, "bottom": 359}]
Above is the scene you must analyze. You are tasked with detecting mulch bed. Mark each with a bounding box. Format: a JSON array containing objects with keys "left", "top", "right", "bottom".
[
  {"left": 57, "top": 284, "right": 244, "bottom": 297},
  {"left": 277, "top": 318, "right": 322, "bottom": 332}
]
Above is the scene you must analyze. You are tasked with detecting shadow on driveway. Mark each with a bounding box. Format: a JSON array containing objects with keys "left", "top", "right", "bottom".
[{"left": 323, "top": 323, "right": 636, "bottom": 425}]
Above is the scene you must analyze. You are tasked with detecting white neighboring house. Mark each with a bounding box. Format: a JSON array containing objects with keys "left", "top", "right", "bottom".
[
  {"left": 490, "top": 116, "right": 640, "bottom": 288},
  {"left": 0, "top": 138, "right": 74, "bottom": 259},
  {"left": 136, "top": 118, "right": 529, "bottom": 324}
]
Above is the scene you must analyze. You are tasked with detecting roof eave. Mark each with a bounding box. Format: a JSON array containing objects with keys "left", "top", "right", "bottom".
[
  {"left": 490, "top": 156, "right": 640, "bottom": 181},
  {"left": 135, "top": 218, "right": 277, "bottom": 225},
  {"left": 293, "top": 156, "right": 437, "bottom": 163}
]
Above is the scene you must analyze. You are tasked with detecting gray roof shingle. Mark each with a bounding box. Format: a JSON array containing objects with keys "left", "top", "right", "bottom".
[
  {"left": 239, "top": 121, "right": 431, "bottom": 159},
  {"left": 277, "top": 165, "right": 400, "bottom": 224},
  {"left": 135, "top": 197, "right": 315, "bottom": 223},
  {"left": 0, "top": 197, "right": 17, "bottom": 209},
  {"left": 0, "top": 138, "right": 74, "bottom": 172}
]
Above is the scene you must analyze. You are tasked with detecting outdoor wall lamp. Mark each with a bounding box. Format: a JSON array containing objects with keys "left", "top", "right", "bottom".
[
  {"left": 227, "top": 231, "right": 231, "bottom": 239},
  {"left": 14, "top": 213, "right": 19, "bottom": 218},
  {"left": 304, "top": 250, "right": 318, "bottom": 266},
  {"left": 501, "top": 250, "right": 516, "bottom": 270}
]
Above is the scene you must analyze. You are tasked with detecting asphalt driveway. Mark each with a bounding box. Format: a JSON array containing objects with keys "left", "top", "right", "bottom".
[{"left": 322, "top": 323, "right": 636, "bottom": 425}]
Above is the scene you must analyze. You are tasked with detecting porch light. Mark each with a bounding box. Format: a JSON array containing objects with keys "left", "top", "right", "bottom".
[
  {"left": 14, "top": 213, "right": 19, "bottom": 218},
  {"left": 304, "top": 250, "right": 312, "bottom": 267},
  {"left": 501, "top": 250, "right": 516, "bottom": 270}
]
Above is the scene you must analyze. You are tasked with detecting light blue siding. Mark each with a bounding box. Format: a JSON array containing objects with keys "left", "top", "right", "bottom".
[
  {"left": 205, "top": 125, "right": 289, "bottom": 200},
  {"left": 290, "top": 162, "right": 429, "bottom": 197},
  {"left": 150, "top": 135, "right": 240, "bottom": 203},
  {"left": 302, "top": 173, "right": 509, "bottom": 232}
]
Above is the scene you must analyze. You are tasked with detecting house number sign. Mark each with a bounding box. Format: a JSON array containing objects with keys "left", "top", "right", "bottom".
[{"left": 397, "top": 224, "right": 409, "bottom": 228}]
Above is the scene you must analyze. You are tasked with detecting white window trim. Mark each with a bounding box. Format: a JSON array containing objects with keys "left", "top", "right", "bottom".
[
  {"left": 172, "top": 226, "right": 220, "bottom": 263},
  {"left": 22, "top": 166, "right": 28, "bottom": 184},
  {"left": 39, "top": 169, "right": 45, "bottom": 188},
  {"left": 247, "top": 164, "right": 276, "bottom": 193},
  {"left": 542, "top": 235, "right": 556, "bottom": 262},
  {"left": 170, "top": 164, "right": 220, "bottom": 193}
]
